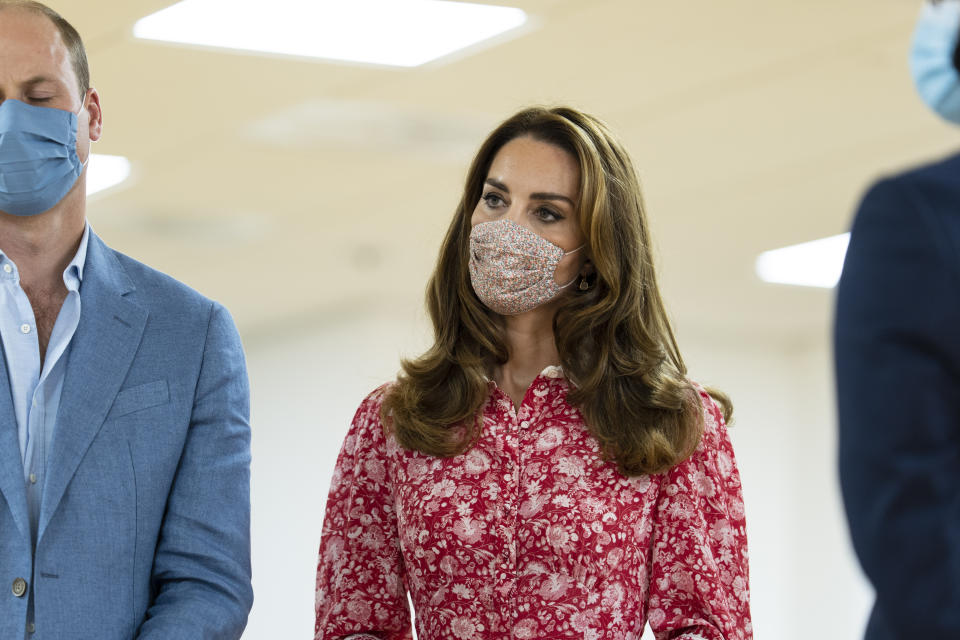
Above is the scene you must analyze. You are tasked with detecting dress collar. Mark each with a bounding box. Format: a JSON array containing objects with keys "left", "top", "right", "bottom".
[{"left": 483, "top": 364, "right": 566, "bottom": 383}]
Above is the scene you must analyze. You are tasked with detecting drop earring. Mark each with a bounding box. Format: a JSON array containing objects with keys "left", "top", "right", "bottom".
[{"left": 578, "top": 276, "right": 590, "bottom": 291}]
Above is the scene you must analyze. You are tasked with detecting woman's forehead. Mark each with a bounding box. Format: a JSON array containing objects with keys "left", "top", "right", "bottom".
[{"left": 486, "top": 136, "right": 580, "bottom": 199}]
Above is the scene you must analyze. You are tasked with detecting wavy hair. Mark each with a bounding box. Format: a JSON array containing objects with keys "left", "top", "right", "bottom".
[{"left": 382, "top": 106, "right": 731, "bottom": 476}]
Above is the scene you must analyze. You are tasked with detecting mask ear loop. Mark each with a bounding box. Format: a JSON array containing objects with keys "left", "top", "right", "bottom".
[
  {"left": 557, "top": 244, "right": 587, "bottom": 289},
  {"left": 76, "top": 92, "right": 91, "bottom": 170}
]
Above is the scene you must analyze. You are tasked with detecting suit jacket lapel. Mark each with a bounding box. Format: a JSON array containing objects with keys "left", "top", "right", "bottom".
[
  {"left": 38, "top": 233, "right": 147, "bottom": 542},
  {"left": 0, "top": 343, "right": 29, "bottom": 540}
]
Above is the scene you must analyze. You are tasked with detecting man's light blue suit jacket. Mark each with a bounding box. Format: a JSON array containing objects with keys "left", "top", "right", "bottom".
[{"left": 0, "top": 231, "right": 253, "bottom": 639}]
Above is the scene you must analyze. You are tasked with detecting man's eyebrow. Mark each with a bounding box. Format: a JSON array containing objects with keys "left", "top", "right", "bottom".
[{"left": 23, "top": 76, "right": 58, "bottom": 88}]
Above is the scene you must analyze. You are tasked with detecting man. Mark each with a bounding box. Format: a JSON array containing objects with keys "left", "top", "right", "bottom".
[
  {"left": 835, "top": 1, "right": 960, "bottom": 639},
  {"left": 0, "top": 2, "right": 253, "bottom": 638}
]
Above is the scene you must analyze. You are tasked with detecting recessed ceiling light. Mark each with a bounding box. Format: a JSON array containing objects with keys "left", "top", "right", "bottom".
[
  {"left": 755, "top": 233, "right": 850, "bottom": 289},
  {"left": 133, "top": 0, "right": 528, "bottom": 68},
  {"left": 88, "top": 154, "right": 131, "bottom": 196}
]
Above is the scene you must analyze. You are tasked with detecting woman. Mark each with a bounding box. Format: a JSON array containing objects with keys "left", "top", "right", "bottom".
[{"left": 315, "top": 106, "right": 751, "bottom": 639}]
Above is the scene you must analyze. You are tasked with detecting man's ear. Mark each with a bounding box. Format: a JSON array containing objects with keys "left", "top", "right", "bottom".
[{"left": 85, "top": 87, "right": 103, "bottom": 143}]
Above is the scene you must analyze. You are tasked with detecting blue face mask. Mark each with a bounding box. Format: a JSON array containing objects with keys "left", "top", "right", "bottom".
[
  {"left": 910, "top": 0, "right": 960, "bottom": 125},
  {"left": 0, "top": 98, "right": 86, "bottom": 217}
]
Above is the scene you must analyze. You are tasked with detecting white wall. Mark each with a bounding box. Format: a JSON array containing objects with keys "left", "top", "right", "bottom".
[
  {"left": 241, "top": 308, "right": 873, "bottom": 640},
  {"left": 683, "top": 333, "right": 873, "bottom": 640},
  {"left": 243, "top": 302, "right": 428, "bottom": 639}
]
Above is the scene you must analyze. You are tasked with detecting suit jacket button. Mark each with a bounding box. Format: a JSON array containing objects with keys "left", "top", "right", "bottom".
[{"left": 12, "top": 577, "right": 27, "bottom": 597}]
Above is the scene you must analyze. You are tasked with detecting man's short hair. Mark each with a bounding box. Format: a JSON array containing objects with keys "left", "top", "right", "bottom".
[{"left": 0, "top": 1, "right": 89, "bottom": 98}]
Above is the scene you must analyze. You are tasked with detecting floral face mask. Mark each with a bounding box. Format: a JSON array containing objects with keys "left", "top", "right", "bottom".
[{"left": 468, "top": 219, "right": 584, "bottom": 315}]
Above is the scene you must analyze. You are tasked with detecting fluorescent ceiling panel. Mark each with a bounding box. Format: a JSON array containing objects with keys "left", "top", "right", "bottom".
[
  {"left": 755, "top": 233, "right": 850, "bottom": 289},
  {"left": 88, "top": 154, "right": 131, "bottom": 196},
  {"left": 133, "top": 0, "right": 528, "bottom": 67}
]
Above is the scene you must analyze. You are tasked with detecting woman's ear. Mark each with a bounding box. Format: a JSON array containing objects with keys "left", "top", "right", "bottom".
[
  {"left": 579, "top": 258, "right": 596, "bottom": 277},
  {"left": 577, "top": 259, "right": 597, "bottom": 291}
]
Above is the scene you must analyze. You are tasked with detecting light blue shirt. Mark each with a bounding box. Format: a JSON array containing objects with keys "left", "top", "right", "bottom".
[{"left": 0, "top": 223, "right": 88, "bottom": 545}]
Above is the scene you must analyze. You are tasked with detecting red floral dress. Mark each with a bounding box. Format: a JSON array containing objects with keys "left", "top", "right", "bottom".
[{"left": 315, "top": 368, "right": 751, "bottom": 639}]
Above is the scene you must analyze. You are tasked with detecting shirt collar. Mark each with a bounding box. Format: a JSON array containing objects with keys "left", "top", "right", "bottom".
[
  {"left": 65, "top": 222, "right": 91, "bottom": 289},
  {"left": 0, "top": 221, "right": 90, "bottom": 289}
]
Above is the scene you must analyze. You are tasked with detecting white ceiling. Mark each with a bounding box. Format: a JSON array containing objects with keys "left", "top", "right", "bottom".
[{"left": 51, "top": 0, "right": 960, "bottom": 347}]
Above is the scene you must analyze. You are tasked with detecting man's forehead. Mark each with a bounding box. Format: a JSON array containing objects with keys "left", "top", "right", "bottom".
[
  {"left": 0, "top": 7, "right": 72, "bottom": 79},
  {"left": 0, "top": 5, "right": 59, "bottom": 31}
]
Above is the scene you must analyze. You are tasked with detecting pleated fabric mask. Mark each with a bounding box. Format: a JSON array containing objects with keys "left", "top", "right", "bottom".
[
  {"left": 0, "top": 99, "right": 86, "bottom": 216},
  {"left": 910, "top": 0, "right": 960, "bottom": 125},
  {"left": 469, "top": 219, "right": 583, "bottom": 315}
]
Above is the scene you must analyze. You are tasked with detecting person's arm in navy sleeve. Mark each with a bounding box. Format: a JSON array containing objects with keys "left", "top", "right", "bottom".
[{"left": 835, "top": 176, "right": 960, "bottom": 636}]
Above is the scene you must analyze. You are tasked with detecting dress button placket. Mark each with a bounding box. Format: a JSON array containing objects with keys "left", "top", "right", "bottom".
[{"left": 497, "top": 408, "right": 519, "bottom": 605}]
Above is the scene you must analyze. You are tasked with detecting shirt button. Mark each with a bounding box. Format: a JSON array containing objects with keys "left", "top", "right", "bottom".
[
  {"left": 520, "top": 420, "right": 530, "bottom": 429},
  {"left": 20, "top": 324, "right": 30, "bottom": 334},
  {"left": 29, "top": 473, "right": 36, "bottom": 484},
  {"left": 26, "top": 622, "right": 35, "bottom": 633},
  {"left": 2, "top": 264, "right": 11, "bottom": 273},
  {"left": 12, "top": 577, "right": 27, "bottom": 597}
]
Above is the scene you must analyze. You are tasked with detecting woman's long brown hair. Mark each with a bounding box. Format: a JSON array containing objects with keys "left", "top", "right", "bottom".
[{"left": 381, "top": 106, "right": 731, "bottom": 476}]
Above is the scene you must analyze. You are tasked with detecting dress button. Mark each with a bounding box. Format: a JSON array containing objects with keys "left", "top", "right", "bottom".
[
  {"left": 12, "top": 577, "right": 27, "bottom": 597},
  {"left": 3, "top": 264, "right": 11, "bottom": 273},
  {"left": 29, "top": 473, "right": 36, "bottom": 484},
  {"left": 20, "top": 324, "right": 30, "bottom": 335},
  {"left": 520, "top": 420, "right": 530, "bottom": 429}
]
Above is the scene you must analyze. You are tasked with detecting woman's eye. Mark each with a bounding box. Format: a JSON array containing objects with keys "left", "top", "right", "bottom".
[
  {"left": 536, "top": 207, "right": 561, "bottom": 222},
  {"left": 30, "top": 97, "right": 53, "bottom": 103},
  {"left": 482, "top": 192, "right": 505, "bottom": 208}
]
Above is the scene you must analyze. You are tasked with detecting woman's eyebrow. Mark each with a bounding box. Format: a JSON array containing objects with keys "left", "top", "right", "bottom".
[
  {"left": 485, "top": 178, "right": 509, "bottom": 192},
  {"left": 485, "top": 179, "right": 575, "bottom": 206},
  {"left": 530, "top": 192, "right": 575, "bottom": 206}
]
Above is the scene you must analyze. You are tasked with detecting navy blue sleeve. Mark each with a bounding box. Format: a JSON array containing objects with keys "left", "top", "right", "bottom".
[{"left": 835, "top": 176, "right": 960, "bottom": 637}]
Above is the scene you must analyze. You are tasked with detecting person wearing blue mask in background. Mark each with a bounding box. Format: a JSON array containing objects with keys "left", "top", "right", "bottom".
[
  {"left": 835, "top": 1, "right": 960, "bottom": 639},
  {"left": 0, "top": 2, "right": 252, "bottom": 638}
]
